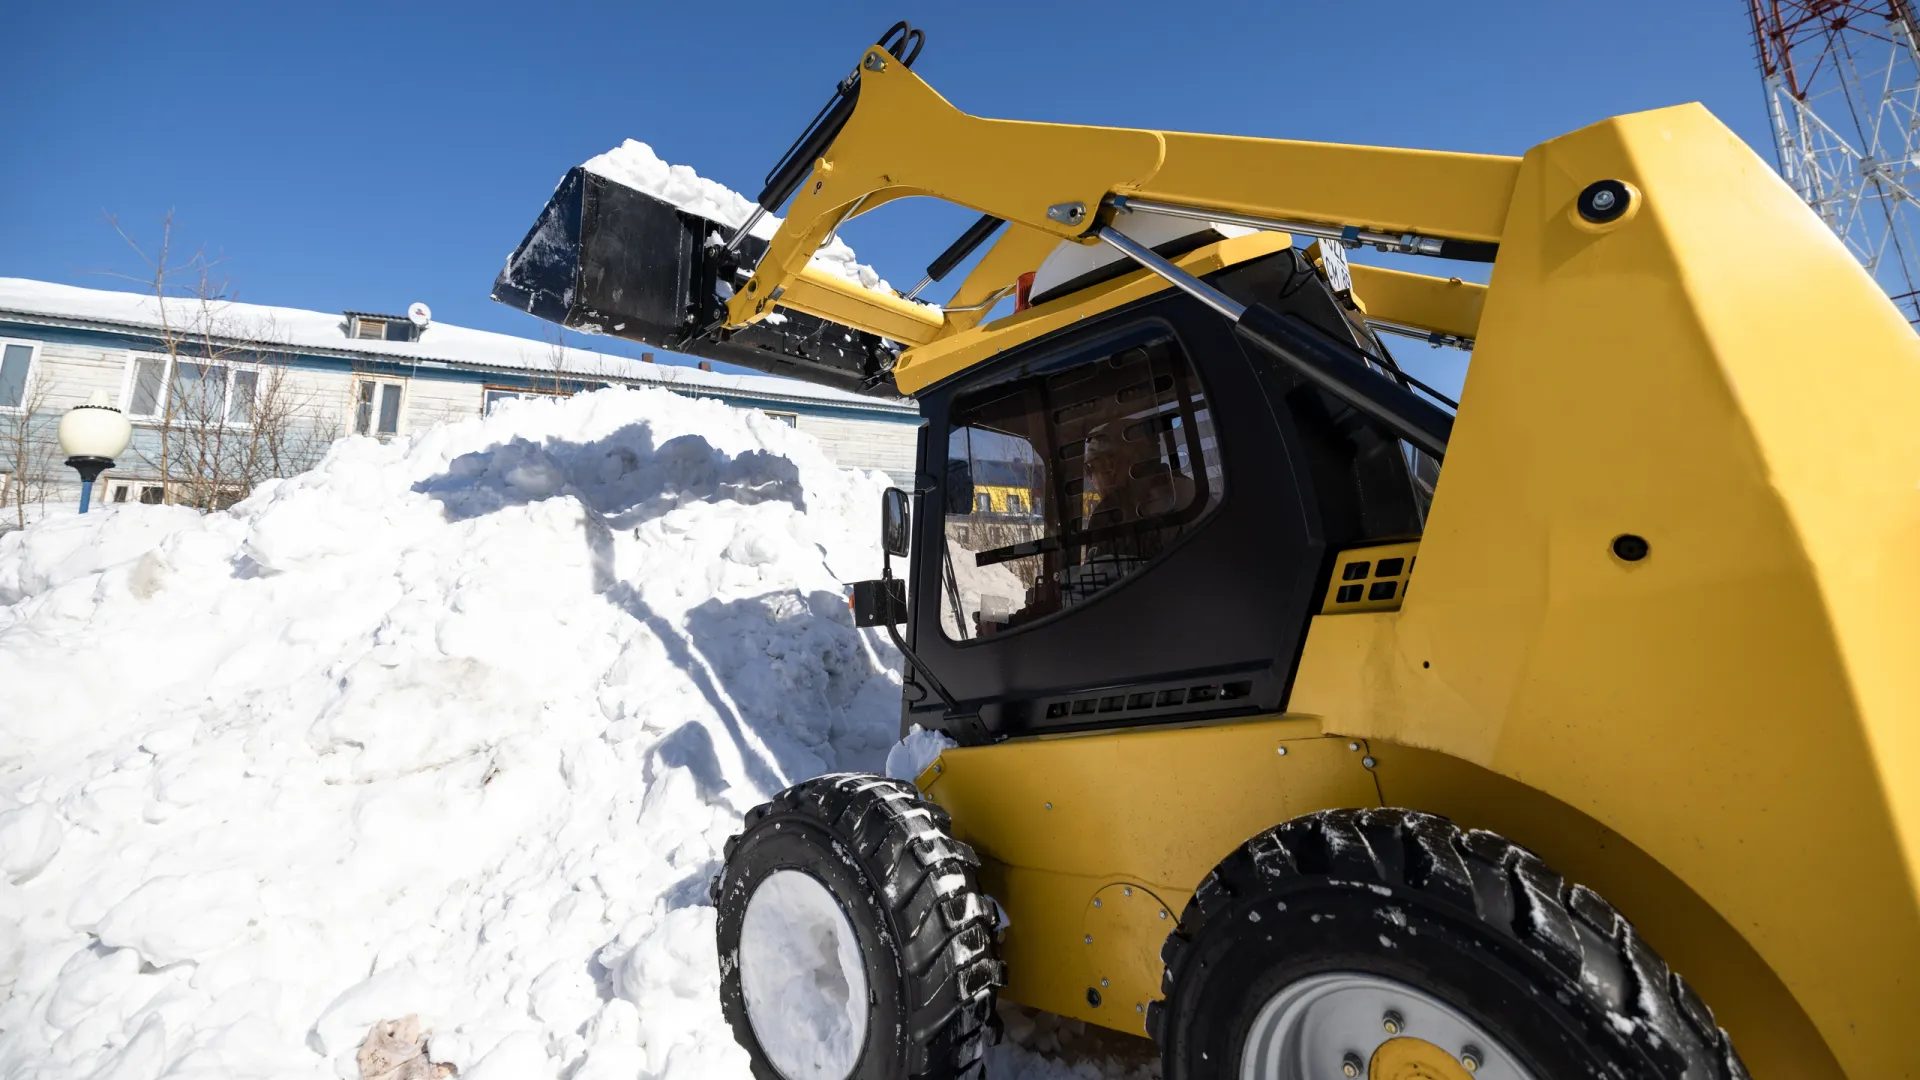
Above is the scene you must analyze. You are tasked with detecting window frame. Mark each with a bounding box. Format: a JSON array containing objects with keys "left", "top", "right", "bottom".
[
  {"left": 931, "top": 319, "right": 1226, "bottom": 647},
  {"left": 118, "top": 351, "right": 261, "bottom": 428},
  {"left": 353, "top": 377, "right": 408, "bottom": 437},
  {"left": 0, "top": 338, "right": 42, "bottom": 413},
  {"left": 105, "top": 478, "right": 168, "bottom": 506},
  {"left": 764, "top": 410, "right": 800, "bottom": 428},
  {"left": 482, "top": 384, "right": 569, "bottom": 417}
]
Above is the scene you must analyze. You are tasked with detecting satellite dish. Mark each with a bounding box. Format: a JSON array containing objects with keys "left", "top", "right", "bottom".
[{"left": 408, "top": 302, "right": 432, "bottom": 328}]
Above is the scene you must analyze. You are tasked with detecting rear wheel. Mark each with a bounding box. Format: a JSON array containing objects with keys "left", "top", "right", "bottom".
[
  {"left": 713, "top": 773, "right": 1004, "bottom": 1080},
  {"left": 1149, "top": 808, "right": 1748, "bottom": 1080}
]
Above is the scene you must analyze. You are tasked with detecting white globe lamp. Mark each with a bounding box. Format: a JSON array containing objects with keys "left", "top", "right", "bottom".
[{"left": 58, "top": 390, "right": 134, "bottom": 514}]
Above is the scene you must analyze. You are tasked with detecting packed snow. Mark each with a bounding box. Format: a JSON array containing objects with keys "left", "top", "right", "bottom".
[
  {"left": 736, "top": 870, "right": 868, "bottom": 1080},
  {"left": 580, "top": 140, "right": 896, "bottom": 295},
  {"left": 0, "top": 386, "right": 1156, "bottom": 1079},
  {"left": 883, "top": 724, "right": 959, "bottom": 784}
]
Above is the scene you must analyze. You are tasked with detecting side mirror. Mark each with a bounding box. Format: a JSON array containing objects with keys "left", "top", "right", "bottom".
[{"left": 881, "top": 487, "right": 911, "bottom": 559}]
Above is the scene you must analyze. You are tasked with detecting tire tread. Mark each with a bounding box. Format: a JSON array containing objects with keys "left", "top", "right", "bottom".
[
  {"left": 717, "top": 773, "right": 1003, "bottom": 1080},
  {"left": 1148, "top": 808, "right": 1748, "bottom": 1080}
]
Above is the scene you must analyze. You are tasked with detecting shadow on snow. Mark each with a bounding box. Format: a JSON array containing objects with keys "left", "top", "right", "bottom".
[
  {"left": 413, "top": 421, "right": 806, "bottom": 528},
  {"left": 411, "top": 420, "right": 896, "bottom": 805}
]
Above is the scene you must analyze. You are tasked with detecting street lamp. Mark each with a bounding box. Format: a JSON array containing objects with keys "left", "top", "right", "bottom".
[{"left": 58, "top": 390, "right": 133, "bottom": 514}]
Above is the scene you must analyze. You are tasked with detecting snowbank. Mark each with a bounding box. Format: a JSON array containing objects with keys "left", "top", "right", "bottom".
[
  {"left": 581, "top": 140, "right": 894, "bottom": 295},
  {"left": 0, "top": 387, "right": 1152, "bottom": 1079}
]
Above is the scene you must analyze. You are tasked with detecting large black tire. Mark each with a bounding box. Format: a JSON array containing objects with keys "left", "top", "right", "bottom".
[
  {"left": 712, "top": 773, "right": 1004, "bottom": 1080},
  {"left": 1149, "top": 808, "right": 1748, "bottom": 1080}
]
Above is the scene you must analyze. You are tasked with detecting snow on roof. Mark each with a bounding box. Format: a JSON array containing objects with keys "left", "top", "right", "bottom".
[{"left": 0, "top": 277, "right": 916, "bottom": 414}]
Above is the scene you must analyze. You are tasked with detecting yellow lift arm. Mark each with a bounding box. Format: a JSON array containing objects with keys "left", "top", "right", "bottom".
[{"left": 722, "top": 42, "right": 1509, "bottom": 393}]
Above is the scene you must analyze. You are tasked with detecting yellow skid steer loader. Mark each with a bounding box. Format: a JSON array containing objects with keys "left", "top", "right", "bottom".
[{"left": 494, "top": 22, "right": 1920, "bottom": 1080}]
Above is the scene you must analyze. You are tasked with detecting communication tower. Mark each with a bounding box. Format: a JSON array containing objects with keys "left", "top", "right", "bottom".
[{"left": 1749, "top": 0, "right": 1920, "bottom": 322}]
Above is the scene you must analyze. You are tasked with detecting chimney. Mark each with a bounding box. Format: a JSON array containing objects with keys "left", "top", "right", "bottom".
[
  {"left": 641, "top": 352, "right": 655, "bottom": 363},
  {"left": 698, "top": 361, "right": 712, "bottom": 371}
]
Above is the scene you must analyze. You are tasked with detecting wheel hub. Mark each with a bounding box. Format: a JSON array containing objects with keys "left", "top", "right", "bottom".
[
  {"left": 1238, "top": 972, "right": 1533, "bottom": 1080},
  {"left": 1370, "top": 1037, "right": 1475, "bottom": 1080}
]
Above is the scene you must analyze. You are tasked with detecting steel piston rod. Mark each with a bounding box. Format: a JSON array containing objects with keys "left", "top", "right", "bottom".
[
  {"left": 1096, "top": 225, "right": 1452, "bottom": 458},
  {"left": 1095, "top": 225, "right": 1247, "bottom": 319},
  {"left": 1111, "top": 194, "right": 1496, "bottom": 261},
  {"left": 722, "top": 206, "right": 768, "bottom": 254},
  {"left": 1367, "top": 316, "right": 1474, "bottom": 351}
]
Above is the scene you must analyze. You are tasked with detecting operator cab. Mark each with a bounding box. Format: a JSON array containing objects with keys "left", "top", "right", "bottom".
[{"left": 855, "top": 244, "right": 1437, "bottom": 744}]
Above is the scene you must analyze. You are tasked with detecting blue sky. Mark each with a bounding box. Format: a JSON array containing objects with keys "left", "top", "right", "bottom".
[{"left": 2, "top": 1, "right": 1772, "bottom": 394}]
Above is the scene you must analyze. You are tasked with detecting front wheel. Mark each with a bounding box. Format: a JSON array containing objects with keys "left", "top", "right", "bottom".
[
  {"left": 712, "top": 773, "right": 1004, "bottom": 1080},
  {"left": 1149, "top": 808, "right": 1748, "bottom": 1080}
]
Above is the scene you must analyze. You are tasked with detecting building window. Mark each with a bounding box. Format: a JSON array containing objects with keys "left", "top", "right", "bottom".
[
  {"left": 346, "top": 312, "right": 420, "bottom": 343},
  {"left": 355, "top": 379, "right": 405, "bottom": 437},
  {"left": 765, "top": 411, "right": 799, "bottom": 427},
  {"left": 107, "top": 479, "right": 167, "bottom": 505},
  {"left": 0, "top": 341, "right": 39, "bottom": 410},
  {"left": 939, "top": 334, "right": 1222, "bottom": 640},
  {"left": 122, "top": 354, "right": 256, "bottom": 425},
  {"left": 483, "top": 386, "right": 570, "bottom": 416}
]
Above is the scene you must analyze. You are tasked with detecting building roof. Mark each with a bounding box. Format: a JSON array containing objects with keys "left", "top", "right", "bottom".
[{"left": 0, "top": 277, "right": 917, "bottom": 415}]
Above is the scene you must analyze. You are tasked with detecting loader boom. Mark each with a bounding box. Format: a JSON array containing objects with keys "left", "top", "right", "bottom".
[{"left": 723, "top": 40, "right": 1514, "bottom": 396}]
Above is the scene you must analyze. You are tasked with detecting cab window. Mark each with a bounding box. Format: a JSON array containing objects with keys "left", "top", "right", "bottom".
[{"left": 940, "top": 334, "right": 1223, "bottom": 639}]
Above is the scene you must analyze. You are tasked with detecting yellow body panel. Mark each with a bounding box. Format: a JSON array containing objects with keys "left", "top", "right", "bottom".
[
  {"left": 1345, "top": 264, "right": 1486, "bottom": 341},
  {"left": 922, "top": 722, "right": 1847, "bottom": 1075},
  {"left": 908, "top": 106, "right": 1920, "bottom": 1079},
  {"left": 1145, "top": 130, "right": 1518, "bottom": 243},
  {"left": 775, "top": 264, "right": 945, "bottom": 346},
  {"left": 1287, "top": 104, "right": 1920, "bottom": 1077},
  {"left": 1320, "top": 540, "right": 1420, "bottom": 614},
  {"left": 920, "top": 719, "right": 1380, "bottom": 1033},
  {"left": 892, "top": 231, "right": 1291, "bottom": 393}
]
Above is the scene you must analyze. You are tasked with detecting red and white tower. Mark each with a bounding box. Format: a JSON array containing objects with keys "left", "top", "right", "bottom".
[{"left": 1750, "top": 0, "right": 1920, "bottom": 323}]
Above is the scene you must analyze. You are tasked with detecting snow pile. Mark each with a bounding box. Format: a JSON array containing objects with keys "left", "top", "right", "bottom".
[
  {"left": 0, "top": 387, "right": 1153, "bottom": 1079},
  {"left": 884, "top": 724, "right": 959, "bottom": 784},
  {"left": 581, "top": 140, "right": 894, "bottom": 294}
]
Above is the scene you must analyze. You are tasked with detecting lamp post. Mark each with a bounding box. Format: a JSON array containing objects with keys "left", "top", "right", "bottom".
[{"left": 58, "top": 391, "right": 134, "bottom": 515}]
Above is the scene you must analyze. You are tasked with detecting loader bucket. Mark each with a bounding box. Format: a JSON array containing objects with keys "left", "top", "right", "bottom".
[{"left": 491, "top": 167, "right": 902, "bottom": 397}]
